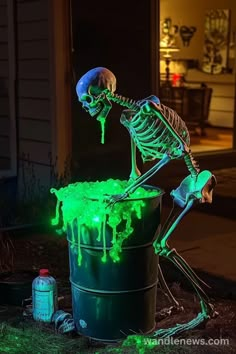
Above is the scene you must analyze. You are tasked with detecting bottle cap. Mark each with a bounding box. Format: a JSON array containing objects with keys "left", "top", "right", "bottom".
[{"left": 39, "top": 269, "right": 49, "bottom": 277}]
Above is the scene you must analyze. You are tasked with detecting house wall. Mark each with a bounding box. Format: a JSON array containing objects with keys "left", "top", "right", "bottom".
[
  {"left": 160, "top": 0, "right": 236, "bottom": 62},
  {"left": 0, "top": 0, "right": 57, "bottom": 198},
  {"left": 0, "top": 0, "right": 10, "bottom": 171},
  {"left": 1, "top": 0, "right": 53, "bottom": 185},
  {"left": 16, "top": 0, "right": 53, "bottom": 196}
]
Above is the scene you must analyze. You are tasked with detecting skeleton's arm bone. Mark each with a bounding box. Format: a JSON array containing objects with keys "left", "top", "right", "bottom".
[
  {"left": 129, "top": 137, "right": 141, "bottom": 181},
  {"left": 125, "top": 154, "right": 171, "bottom": 194}
]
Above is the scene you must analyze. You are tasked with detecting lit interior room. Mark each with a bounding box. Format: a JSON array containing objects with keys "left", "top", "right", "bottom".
[{"left": 159, "top": 0, "right": 235, "bottom": 153}]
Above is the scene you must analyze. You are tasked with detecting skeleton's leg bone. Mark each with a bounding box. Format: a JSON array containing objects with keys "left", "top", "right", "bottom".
[
  {"left": 154, "top": 199, "right": 195, "bottom": 253},
  {"left": 172, "top": 249, "right": 211, "bottom": 289},
  {"left": 154, "top": 202, "right": 184, "bottom": 244},
  {"left": 154, "top": 202, "right": 211, "bottom": 292},
  {"left": 154, "top": 309, "right": 207, "bottom": 338},
  {"left": 129, "top": 138, "right": 141, "bottom": 181},
  {"left": 154, "top": 170, "right": 216, "bottom": 252},
  {"left": 166, "top": 248, "right": 210, "bottom": 304},
  {"left": 158, "top": 264, "right": 181, "bottom": 308},
  {"left": 157, "top": 202, "right": 194, "bottom": 245},
  {"left": 125, "top": 154, "right": 171, "bottom": 194},
  {"left": 152, "top": 246, "right": 212, "bottom": 338},
  {"left": 155, "top": 200, "right": 212, "bottom": 310},
  {"left": 153, "top": 172, "right": 217, "bottom": 328}
]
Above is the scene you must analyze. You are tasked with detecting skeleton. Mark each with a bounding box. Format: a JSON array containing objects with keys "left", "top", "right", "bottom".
[{"left": 76, "top": 67, "right": 217, "bottom": 337}]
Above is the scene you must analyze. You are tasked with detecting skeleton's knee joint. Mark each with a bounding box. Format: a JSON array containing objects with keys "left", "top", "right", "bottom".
[{"left": 155, "top": 244, "right": 175, "bottom": 257}]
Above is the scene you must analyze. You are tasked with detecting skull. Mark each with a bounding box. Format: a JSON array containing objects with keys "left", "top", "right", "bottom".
[{"left": 76, "top": 67, "right": 116, "bottom": 122}]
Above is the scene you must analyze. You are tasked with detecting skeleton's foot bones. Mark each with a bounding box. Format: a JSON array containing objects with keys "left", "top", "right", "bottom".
[
  {"left": 158, "top": 264, "right": 183, "bottom": 310},
  {"left": 153, "top": 232, "right": 218, "bottom": 336},
  {"left": 155, "top": 305, "right": 184, "bottom": 321},
  {"left": 156, "top": 246, "right": 209, "bottom": 289},
  {"left": 200, "top": 300, "right": 219, "bottom": 319},
  {"left": 153, "top": 311, "right": 209, "bottom": 338},
  {"left": 154, "top": 300, "right": 218, "bottom": 338},
  {"left": 155, "top": 245, "right": 211, "bottom": 303},
  {"left": 151, "top": 169, "right": 218, "bottom": 337},
  {"left": 154, "top": 248, "right": 217, "bottom": 337},
  {"left": 157, "top": 263, "right": 184, "bottom": 317}
]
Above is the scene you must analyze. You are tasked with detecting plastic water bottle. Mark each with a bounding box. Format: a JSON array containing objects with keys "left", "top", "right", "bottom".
[{"left": 32, "top": 269, "right": 58, "bottom": 322}]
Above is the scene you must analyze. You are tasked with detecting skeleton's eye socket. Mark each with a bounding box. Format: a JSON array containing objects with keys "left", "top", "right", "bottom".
[{"left": 81, "top": 94, "right": 93, "bottom": 104}]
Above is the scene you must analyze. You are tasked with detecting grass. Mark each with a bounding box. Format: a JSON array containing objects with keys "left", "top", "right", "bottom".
[
  {"left": 1, "top": 227, "right": 235, "bottom": 354},
  {"left": 0, "top": 322, "right": 90, "bottom": 354},
  {"left": 0, "top": 291, "right": 234, "bottom": 353},
  {"left": 0, "top": 323, "right": 235, "bottom": 354}
]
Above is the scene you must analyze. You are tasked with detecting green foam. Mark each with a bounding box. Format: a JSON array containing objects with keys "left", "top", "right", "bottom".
[{"left": 50, "top": 179, "right": 160, "bottom": 265}]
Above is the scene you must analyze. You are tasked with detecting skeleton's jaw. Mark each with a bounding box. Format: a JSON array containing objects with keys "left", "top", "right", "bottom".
[
  {"left": 87, "top": 103, "right": 102, "bottom": 117},
  {"left": 85, "top": 100, "right": 111, "bottom": 120},
  {"left": 79, "top": 92, "right": 112, "bottom": 144},
  {"left": 85, "top": 95, "right": 112, "bottom": 120}
]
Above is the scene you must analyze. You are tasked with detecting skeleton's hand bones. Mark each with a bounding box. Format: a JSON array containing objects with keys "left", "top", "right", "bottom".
[{"left": 104, "top": 192, "right": 129, "bottom": 208}]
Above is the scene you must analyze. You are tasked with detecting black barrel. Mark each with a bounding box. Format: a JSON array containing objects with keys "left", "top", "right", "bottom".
[{"left": 67, "top": 185, "right": 163, "bottom": 341}]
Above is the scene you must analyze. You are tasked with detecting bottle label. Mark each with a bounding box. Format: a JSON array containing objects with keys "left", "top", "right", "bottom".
[{"left": 33, "top": 290, "right": 54, "bottom": 321}]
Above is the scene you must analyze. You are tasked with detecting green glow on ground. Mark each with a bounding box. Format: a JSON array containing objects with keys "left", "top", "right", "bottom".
[
  {"left": 122, "top": 335, "right": 157, "bottom": 354},
  {"left": 0, "top": 323, "right": 87, "bottom": 354},
  {"left": 51, "top": 179, "right": 160, "bottom": 265}
]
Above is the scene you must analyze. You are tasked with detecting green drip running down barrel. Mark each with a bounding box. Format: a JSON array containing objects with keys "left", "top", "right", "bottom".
[{"left": 50, "top": 179, "right": 161, "bottom": 266}]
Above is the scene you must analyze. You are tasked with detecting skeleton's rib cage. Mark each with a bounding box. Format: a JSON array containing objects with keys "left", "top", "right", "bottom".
[{"left": 107, "top": 92, "right": 199, "bottom": 176}]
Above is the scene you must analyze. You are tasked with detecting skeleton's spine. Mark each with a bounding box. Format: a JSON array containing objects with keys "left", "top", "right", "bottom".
[
  {"left": 184, "top": 152, "right": 200, "bottom": 177},
  {"left": 108, "top": 92, "right": 139, "bottom": 110}
]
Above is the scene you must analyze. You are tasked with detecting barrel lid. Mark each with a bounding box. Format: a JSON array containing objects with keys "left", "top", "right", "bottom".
[{"left": 39, "top": 269, "right": 49, "bottom": 277}]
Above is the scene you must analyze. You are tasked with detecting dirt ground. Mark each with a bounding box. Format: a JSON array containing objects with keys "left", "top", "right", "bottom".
[{"left": 0, "top": 230, "right": 236, "bottom": 353}]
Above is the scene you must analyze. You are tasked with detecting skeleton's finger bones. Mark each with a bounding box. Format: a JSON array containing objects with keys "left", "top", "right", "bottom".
[{"left": 105, "top": 193, "right": 129, "bottom": 208}]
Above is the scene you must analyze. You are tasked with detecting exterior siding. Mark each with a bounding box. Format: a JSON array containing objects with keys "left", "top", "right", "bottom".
[
  {"left": 0, "top": 0, "right": 10, "bottom": 170},
  {"left": 16, "top": 0, "right": 53, "bottom": 194}
]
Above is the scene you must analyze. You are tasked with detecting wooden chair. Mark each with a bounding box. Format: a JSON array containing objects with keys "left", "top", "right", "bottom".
[
  {"left": 183, "top": 87, "right": 212, "bottom": 136},
  {"left": 159, "top": 86, "right": 186, "bottom": 116},
  {"left": 159, "top": 85, "right": 212, "bottom": 136}
]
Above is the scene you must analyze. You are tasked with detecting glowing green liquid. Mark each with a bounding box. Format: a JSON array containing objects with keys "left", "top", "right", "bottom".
[
  {"left": 97, "top": 116, "right": 106, "bottom": 144},
  {"left": 51, "top": 179, "right": 160, "bottom": 265}
]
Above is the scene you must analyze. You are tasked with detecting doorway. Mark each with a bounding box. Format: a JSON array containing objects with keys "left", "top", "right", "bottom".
[
  {"left": 159, "top": 0, "right": 235, "bottom": 154},
  {"left": 70, "top": 0, "right": 155, "bottom": 181}
]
